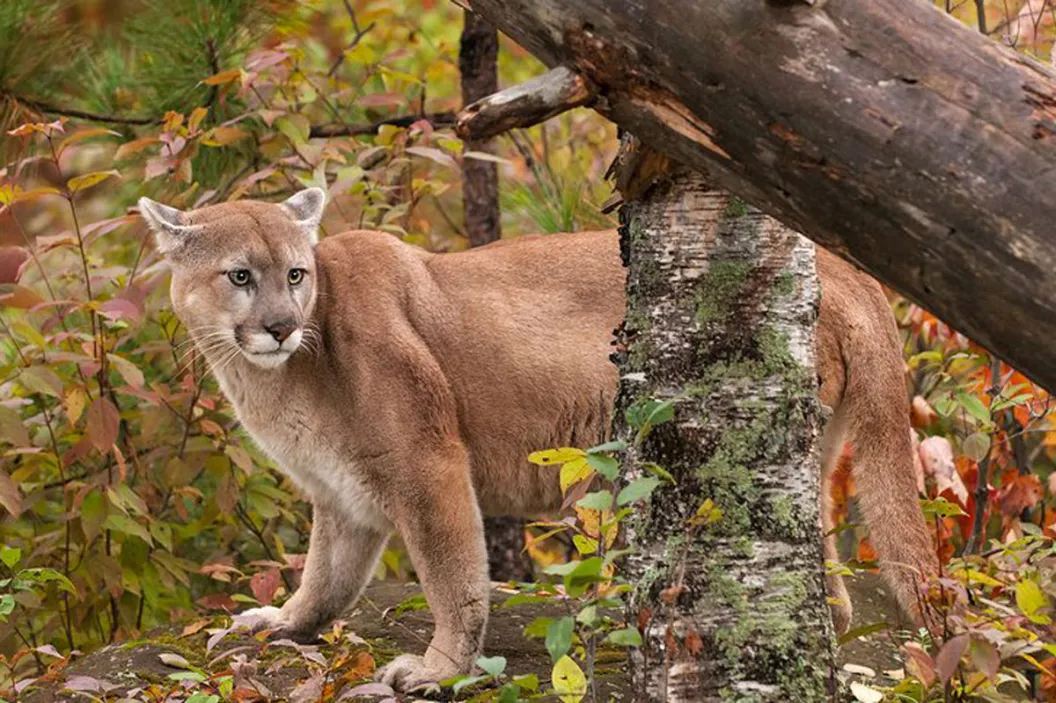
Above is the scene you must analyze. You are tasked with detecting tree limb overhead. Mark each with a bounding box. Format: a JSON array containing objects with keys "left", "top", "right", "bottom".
[{"left": 466, "top": 0, "right": 1056, "bottom": 392}]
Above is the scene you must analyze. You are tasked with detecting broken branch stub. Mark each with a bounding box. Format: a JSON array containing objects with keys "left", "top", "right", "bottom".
[{"left": 455, "top": 65, "right": 596, "bottom": 141}]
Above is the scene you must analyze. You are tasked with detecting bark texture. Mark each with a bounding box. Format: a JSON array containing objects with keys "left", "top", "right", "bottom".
[
  {"left": 459, "top": 10, "right": 501, "bottom": 248},
  {"left": 615, "top": 165, "right": 837, "bottom": 701},
  {"left": 466, "top": 0, "right": 1056, "bottom": 393}
]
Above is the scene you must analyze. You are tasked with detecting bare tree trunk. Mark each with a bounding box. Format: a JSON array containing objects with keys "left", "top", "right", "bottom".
[
  {"left": 459, "top": 10, "right": 501, "bottom": 247},
  {"left": 460, "top": 10, "right": 530, "bottom": 581},
  {"left": 467, "top": 0, "right": 1056, "bottom": 394},
  {"left": 615, "top": 148, "right": 837, "bottom": 700}
]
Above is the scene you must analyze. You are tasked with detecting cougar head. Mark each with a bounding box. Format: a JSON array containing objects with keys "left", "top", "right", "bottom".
[{"left": 139, "top": 189, "right": 326, "bottom": 370}]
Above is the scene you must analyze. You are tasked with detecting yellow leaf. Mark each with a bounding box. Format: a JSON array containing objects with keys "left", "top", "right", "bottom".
[
  {"left": 1016, "top": 579, "right": 1052, "bottom": 624},
  {"left": 187, "top": 107, "right": 209, "bottom": 134},
  {"left": 528, "top": 447, "right": 585, "bottom": 466},
  {"left": 67, "top": 170, "right": 120, "bottom": 193},
  {"left": 559, "top": 458, "right": 593, "bottom": 495},
  {"left": 203, "top": 68, "right": 242, "bottom": 86},
  {"left": 551, "top": 655, "right": 586, "bottom": 703},
  {"left": 65, "top": 387, "right": 88, "bottom": 425},
  {"left": 689, "top": 498, "right": 724, "bottom": 526},
  {"left": 201, "top": 127, "right": 248, "bottom": 147},
  {"left": 572, "top": 535, "right": 598, "bottom": 556},
  {"left": 6, "top": 186, "right": 62, "bottom": 204},
  {"left": 950, "top": 567, "right": 1003, "bottom": 589}
]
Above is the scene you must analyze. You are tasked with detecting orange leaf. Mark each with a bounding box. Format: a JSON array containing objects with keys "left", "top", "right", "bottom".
[
  {"left": 85, "top": 398, "right": 120, "bottom": 452},
  {"left": 203, "top": 68, "right": 242, "bottom": 86},
  {"left": 0, "top": 284, "right": 44, "bottom": 309}
]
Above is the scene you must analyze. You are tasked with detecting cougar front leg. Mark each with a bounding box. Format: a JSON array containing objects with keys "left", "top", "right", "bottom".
[
  {"left": 374, "top": 442, "right": 489, "bottom": 691},
  {"left": 236, "top": 502, "right": 389, "bottom": 642}
]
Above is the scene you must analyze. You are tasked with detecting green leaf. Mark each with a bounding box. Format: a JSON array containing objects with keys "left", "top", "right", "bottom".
[
  {"left": 523, "top": 616, "right": 553, "bottom": 638},
  {"left": 546, "top": 616, "right": 575, "bottom": 662},
  {"left": 604, "top": 627, "right": 643, "bottom": 647},
  {"left": 476, "top": 655, "right": 506, "bottom": 677},
  {"left": 104, "top": 514, "right": 153, "bottom": 546},
  {"left": 565, "top": 557, "right": 605, "bottom": 597},
  {"left": 586, "top": 453, "right": 619, "bottom": 481},
  {"left": 0, "top": 546, "right": 21, "bottom": 569},
  {"left": 641, "top": 462, "right": 675, "bottom": 483},
  {"left": 617, "top": 477, "right": 661, "bottom": 506},
  {"left": 572, "top": 535, "right": 598, "bottom": 555},
  {"left": 962, "top": 432, "right": 991, "bottom": 462},
  {"left": 551, "top": 655, "right": 586, "bottom": 703},
  {"left": 588, "top": 440, "right": 627, "bottom": 454},
  {"left": 18, "top": 568, "right": 75, "bottom": 594},
  {"left": 512, "top": 673, "right": 540, "bottom": 692},
  {"left": 1016, "top": 578, "right": 1052, "bottom": 624},
  {"left": 0, "top": 594, "right": 15, "bottom": 618},
  {"left": 576, "top": 490, "right": 613, "bottom": 511},
  {"left": 451, "top": 675, "right": 489, "bottom": 695},
  {"left": 185, "top": 695, "right": 219, "bottom": 703},
  {"left": 920, "top": 497, "right": 967, "bottom": 519},
  {"left": 955, "top": 390, "right": 991, "bottom": 424}
]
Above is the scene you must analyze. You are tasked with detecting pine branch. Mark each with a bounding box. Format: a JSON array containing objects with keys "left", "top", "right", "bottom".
[
  {"left": 9, "top": 93, "right": 455, "bottom": 138},
  {"left": 308, "top": 112, "right": 456, "bottom": 138},
  {"left": 5, "top": 94, "right": 156, "bottom": 125}
]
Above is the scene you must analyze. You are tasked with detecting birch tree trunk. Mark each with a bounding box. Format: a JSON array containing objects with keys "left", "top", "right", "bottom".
[{"left": 615, "top": 157, "right": 837, "bottom": 701}]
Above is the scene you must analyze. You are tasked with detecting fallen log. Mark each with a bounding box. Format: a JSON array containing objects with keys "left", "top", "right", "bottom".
[{"left": 462, "top": 0, "right": 1056, "bottom": 392}]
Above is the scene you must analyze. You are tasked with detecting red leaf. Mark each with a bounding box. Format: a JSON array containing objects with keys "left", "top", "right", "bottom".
[
  {"left": 196, "top": 592, "right": 238, "bottom": 611},
  {"left": 85, "top": 398, "right": 120, "bottom": 452},
  {"left": 98, "top": 297, "right": 142, "bottom": 323},
  {"left": 0, "top": 247, "right": 29, "bottom": 284},
  {"left": 250, "top": 568, "right": 282, "bottom": 605},
  {"left": 903, "top": 641, "right": 936, "bottom": 687},
  {"left": 997, "top": 474, "right": 1043, "bottom": 516},
  {"left": 935, "top": 633, "right": 970, "bottom": 684}
]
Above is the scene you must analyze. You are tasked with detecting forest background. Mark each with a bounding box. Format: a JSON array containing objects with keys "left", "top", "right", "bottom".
[{"left": 1, "top": 0, "right": 1056, "bottom": 700}]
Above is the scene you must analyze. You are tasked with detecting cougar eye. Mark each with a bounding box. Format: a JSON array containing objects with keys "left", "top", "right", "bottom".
[
  {"left": 228, "top": 269, "right": 252, "bottom": 287},
  {"left": 288, "top": 268, "right": 306, "bottom": 286}
]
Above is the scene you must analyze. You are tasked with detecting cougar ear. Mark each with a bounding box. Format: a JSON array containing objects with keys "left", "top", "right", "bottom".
[
  {"left": 281, "top": 187, "right": 326, "bottom": 245},
  {"left": 138, "top": 198, "right": 196, "bottom": 256}
]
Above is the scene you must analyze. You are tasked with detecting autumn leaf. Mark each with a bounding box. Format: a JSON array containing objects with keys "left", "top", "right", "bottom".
[
  {"left": 1016, "top": 578, "right": 1052, "bottom": 624},
  {"left": 250, "top": 568, "right": 282, "bottom": 605},
  {"left": 0, "top": 284, "right": 44, "bottom": 309},
  {"left": 934, "top": 633, "right": 969, "bottom": 684},
  {"left": 0, "top": 471, "right": 22, "bottom": 517},
  {"left": 67, "top": 170, "right": 120, "bottom": 193},
  {"left": 85, "top": 397, "right": 120, "bottom": 451},
  {"left": 551, "top": 655, "right": 586, "bottom": 703}
]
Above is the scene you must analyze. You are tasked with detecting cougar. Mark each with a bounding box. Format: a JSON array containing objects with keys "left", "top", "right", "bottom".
[{"left": 139, "top": 188, "right": 937, "bottom": 690}]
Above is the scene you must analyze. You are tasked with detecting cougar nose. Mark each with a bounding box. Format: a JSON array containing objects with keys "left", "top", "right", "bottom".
[{"left": 264, "top": 320, "right": 297, "bottom": 343}]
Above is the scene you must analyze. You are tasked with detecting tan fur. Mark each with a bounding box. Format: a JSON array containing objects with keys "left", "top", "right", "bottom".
[{"left": 141, "top": 191, "right": 937, "bottom": 690}]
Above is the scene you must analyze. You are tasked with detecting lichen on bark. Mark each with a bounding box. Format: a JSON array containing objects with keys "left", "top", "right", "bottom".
[{"left": 614, "top": 162, "right": 838, "bottom": 701}]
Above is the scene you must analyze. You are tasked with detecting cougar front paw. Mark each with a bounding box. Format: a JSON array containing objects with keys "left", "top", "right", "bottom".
[
  {"left": 375, "top": 654, "right": 457, "bottom": 693},
  {"left": 231, "top": 606, "right": 320, "bottom": 643}
]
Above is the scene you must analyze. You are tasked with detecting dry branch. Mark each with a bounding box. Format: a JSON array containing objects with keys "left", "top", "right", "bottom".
[{"left": 456, "top": 65, "right": 595, "bottom": 141}]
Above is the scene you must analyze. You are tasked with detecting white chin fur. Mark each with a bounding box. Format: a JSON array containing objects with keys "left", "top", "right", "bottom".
[
  {"left": 242, "top": 350, "right": 293, "bottom": 369},
  {"left": 241, "top": 329, "right": 303, "bottom": 368}
]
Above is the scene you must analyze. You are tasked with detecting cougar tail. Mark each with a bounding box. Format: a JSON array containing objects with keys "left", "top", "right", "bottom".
[{"left": 841, "top": 300, "right": 939, "bottom": 633}]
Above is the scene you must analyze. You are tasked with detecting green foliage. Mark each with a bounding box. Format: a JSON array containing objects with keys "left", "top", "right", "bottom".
[{"left": 0, "top": 0, "right": 616, "bottom": 693}]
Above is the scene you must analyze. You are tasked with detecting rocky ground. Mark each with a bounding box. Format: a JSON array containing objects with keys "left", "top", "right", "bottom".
[{"left": 19, "top": 574, "right": 908, "bottom": 702}]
